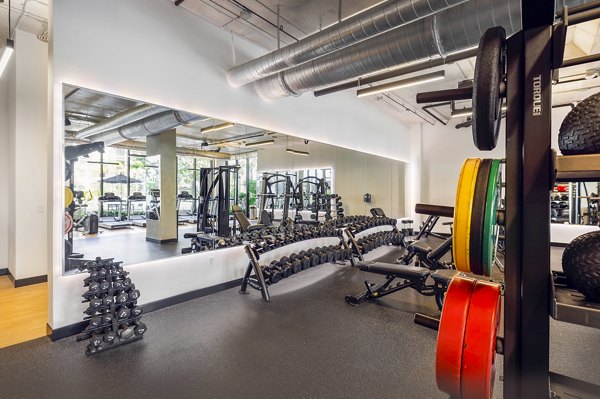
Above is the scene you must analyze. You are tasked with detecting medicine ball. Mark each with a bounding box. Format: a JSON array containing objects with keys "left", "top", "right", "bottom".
[{"left": 562, "top": 231, "right": 600, "bottom": 302}]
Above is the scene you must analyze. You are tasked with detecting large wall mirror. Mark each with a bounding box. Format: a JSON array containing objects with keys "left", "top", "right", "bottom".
[{"left": 62, "top": 84, "right": 407, "bottom": 274}]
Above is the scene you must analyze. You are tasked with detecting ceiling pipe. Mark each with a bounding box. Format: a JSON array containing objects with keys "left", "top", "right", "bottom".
[
  {"left": 112, "top": 141, "right": 231, "bottom": 160},
  {"left": 75, "top": 104, "right": 169, "bottom": 139},
  {"left": 87, "top": 110, "right": 202, "bottom": 146},
  {"left": 227, "top": 0, "right": 468, "bottom": 87},
  {"left": 314, "top": 47, "right": 478, "bottom": 97},
  {"left": 254, "top": 0, "right": 591, "bottom": 100}
]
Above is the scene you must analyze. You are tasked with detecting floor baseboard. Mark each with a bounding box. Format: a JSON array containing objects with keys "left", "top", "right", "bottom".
[{"left": 49, "top": 278, "right": 243, "bottom": 341}]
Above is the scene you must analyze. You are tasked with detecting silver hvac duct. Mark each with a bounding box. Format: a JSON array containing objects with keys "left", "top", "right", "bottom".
[
  {"left": 75, "top": 104, "right": 169, "bottom": 139},
  {"left": 227, "top": 0, "right": 468, "bottom": 87},
  {"left": 87, "top": 110, "right": 202, "bottom": 147},
  {"left": 254, "top": 0, "right": 589, "bottom": 100}
]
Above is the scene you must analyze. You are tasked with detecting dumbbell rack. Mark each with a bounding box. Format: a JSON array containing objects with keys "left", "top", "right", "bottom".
[
  {"left": 77, "top": 257, "right": 147, "bottom": 356},
  {"left": 239, "top": 232, "right": 354, "bottom": 301}
]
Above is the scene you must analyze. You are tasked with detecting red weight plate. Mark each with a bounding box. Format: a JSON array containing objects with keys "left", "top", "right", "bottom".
[
  {"left": 436, "top": 276, "right": 477, "bottom": 398},
  {"left": 460, "top": 280, "right": 502, "bottom": 399}
]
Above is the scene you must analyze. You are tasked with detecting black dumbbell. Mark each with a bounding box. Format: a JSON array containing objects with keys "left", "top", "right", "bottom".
[
  {"left": 117, "top": 307, "right": 130, "bottom": 320},
  {"left": 290, "top": 259, "right": 302, "bottom": 274},
  {"left": 318, "top": 250, "right": 328, "bottom": 264},
  {"left": 300, "top": 256, "right": 311, "bottom": 270},
  {"left": 131, "top": 306, "right": 143, "bottom": 318},
  {"left": 90, "top": 334, "right": 103, "bottom": 348},
  {"left": 86, "top": 344, "right": 100, "bottom": 355},
  {"left": 88, "top": 298, "right": 103, "bottom": 310},
  {"left": 103, "top": 313, "right": 113, "bottom": 324},
  {"left": 280, "top": 262, "right": 294, "bottom": 277},
  {"left": 89, "top": 316, "right": 102, "bottom": 328},
  {"left": 113, "top": 280, "right": 124, "bottom": 290},
  {"left": 99, "top": 281, "right": 110, "bottom": 291},
  {"left": 103, "top": 331, "right": 117, "bottom": 344},
  {"left": 263, "top": 265, "right": 282, "bottom": 285},
  {"left": 123, "top": 277, "right": 132, "bottom": 287},
  {"left": 102, "top": 296, "right": 114, "bottom": 307},
  {"left": 116, "top": 293, "right": 129, "bottom": 304},
  {"left": 333, "top": 248, "right": 342, "bottom": 262},
  {"left": 134, "top": 322, "right": 147, "bottom": 336},
  {"left": 128, "top": 290, "right": 140, "bottom": 301},
  {"left": 310, "top": 254, "right": 320, "bottom": 267}
]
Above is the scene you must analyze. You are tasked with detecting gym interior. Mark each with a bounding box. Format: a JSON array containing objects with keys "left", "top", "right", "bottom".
[{"left": 1, "top": 0, "right": 600, "bottom": 398}]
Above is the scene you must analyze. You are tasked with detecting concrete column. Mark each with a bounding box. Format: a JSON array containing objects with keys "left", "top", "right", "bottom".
[
  {"left": 146, "top": 130, "right": 178, "bottom": 243},
  {"left": 6, "top": 30, "right": 48, "bottom": 285}
]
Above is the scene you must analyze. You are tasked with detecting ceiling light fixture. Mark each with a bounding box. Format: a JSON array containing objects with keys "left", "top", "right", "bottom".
[
  {"left": 0, "top": 0, "right": 13, "bottom": 79},
  {"left": 245, "top": 139, "right": 274, "bottom": 147},
  {"left": 201, "top": 122, "right": 234, "bottom": 133},
  {"left": 356, "top": 71, "right": 445, "bottom": 98},
  {"left": 286, "top": 148, "right": 310, "bottom": 156}
]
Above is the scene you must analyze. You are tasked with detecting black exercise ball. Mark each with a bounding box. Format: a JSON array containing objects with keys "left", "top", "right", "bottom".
[{"left": 562, "top": 231, "right": 600, "bottom": 302}]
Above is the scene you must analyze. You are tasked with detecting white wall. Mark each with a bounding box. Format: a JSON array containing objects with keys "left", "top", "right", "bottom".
[
  {"left": 257, "top": 141, "right": 406, "bottom": 218},
  {"left": 7, "top": 30, "right": 48, "bottom": 279},
  {"left": 48, "top": 0, "right": 414, "bottom": 328}
]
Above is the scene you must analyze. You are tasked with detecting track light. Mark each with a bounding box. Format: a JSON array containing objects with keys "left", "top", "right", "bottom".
[
  {"left": 201, "top": 122, "right": 234, "bottom": 133},
  {"left": 0, "top": 39, "right": 14, "bottom": 79},
  {"left": 356, "top": 71, "right": 445, "bottom": 98},
  {"left": 245, "top": 139, "right": 274, "bottom": 147},
  {"left": 286, "top": 148, "right": 310, "bottom": 156}
]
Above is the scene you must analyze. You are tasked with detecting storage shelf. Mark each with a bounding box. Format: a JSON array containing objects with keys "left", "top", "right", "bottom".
[
  {"left": 551, "top": 273, "right": 600, "bottom": 329},
  {"left": 550, "top": 372, "right": 600, "bottom": 399},
  {"left": 556, "top": 154, "right": 600, "bottom": 182}
]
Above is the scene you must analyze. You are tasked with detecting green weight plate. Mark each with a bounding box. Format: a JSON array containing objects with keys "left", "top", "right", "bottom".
[
  {"left": 469, "top": 159, "right": 492, "bottom": 276},
  {"left": 482, "top": 160, "right": 502, "bottom": 277}
]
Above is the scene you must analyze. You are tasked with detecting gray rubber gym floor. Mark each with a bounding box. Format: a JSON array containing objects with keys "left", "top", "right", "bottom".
[{"left": 1, "top": 245, "right": 599, "bottom": 398}]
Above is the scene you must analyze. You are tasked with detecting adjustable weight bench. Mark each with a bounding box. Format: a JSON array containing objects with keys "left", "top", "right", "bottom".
[
  {"left": 346, "top": 262, "right": 458, "bottom": 309},
  {"left": 413, "top": 203, "right": 454, "bottom": 240},
  {"left": 233, "top": 204, "right": 265, "bottom": 233}
]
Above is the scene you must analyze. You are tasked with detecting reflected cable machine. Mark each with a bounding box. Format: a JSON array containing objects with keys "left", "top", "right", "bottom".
[
  {"left": 196, "top": 165, "right": 240, "bottom": 237},
  {"left": 258, "top": 173, "right": 295, "bottom": 224}
]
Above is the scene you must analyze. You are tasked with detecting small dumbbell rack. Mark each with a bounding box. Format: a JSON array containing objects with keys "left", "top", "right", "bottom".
[{"left": 77, "top": 257, "right": 147, "bottom": 356}]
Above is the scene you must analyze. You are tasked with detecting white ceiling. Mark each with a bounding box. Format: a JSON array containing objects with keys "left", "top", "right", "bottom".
[
  {"left": 0, "top": 0, "right": 48, "bottom": 41},
  {"left": 173, "top": 0, "right": 600, "bottom": 126}
]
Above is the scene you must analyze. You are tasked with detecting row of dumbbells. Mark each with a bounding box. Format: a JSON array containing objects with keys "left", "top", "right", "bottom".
[
  {"left": 354, "top": 231, "right": 403, "bottom": 255},
  {"left": 252, "top": 227, "right": 342, "bottom": 254},
  {"left": 78, "top": 258, "right": 146, "bottom": 356},
  {"left": 347, "top": 216, "right": 398, "bottom": 234},
  {"left": 261, "top": 246, "right": 353, "bottom": 285}
]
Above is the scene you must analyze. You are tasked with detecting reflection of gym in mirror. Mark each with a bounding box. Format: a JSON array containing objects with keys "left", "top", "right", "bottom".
[
  {"left": 63, "top": 84, "right": 406, "bottom": 272},
  {"left": 551, "top": 181, "right": 600, "bottom": 225}
]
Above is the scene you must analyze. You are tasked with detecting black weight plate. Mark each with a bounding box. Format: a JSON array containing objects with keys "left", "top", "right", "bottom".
[
  {"left": 473, "top": 26, "right": 506, "bottom": 151},
  {"left": 469, "top": 159, "right": 492, "bottom": 276}
]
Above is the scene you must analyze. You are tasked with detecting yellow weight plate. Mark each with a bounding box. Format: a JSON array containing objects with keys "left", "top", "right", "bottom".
[
  {"left": 65, "top": 187, "right": 74, "bottom": 208},
  {"left": 452, "top": 158, "right": 481, "bottom": 273}
]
